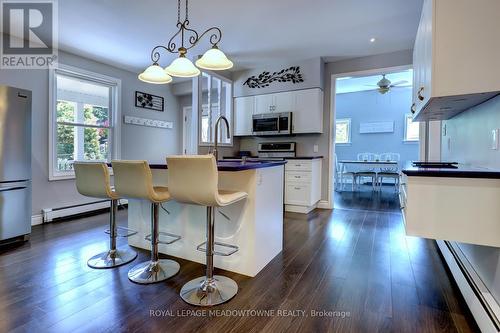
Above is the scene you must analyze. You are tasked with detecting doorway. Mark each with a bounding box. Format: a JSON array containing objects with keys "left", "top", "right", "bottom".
[{"left": 329, "top": 65, "right": 429, "bottom": 209}]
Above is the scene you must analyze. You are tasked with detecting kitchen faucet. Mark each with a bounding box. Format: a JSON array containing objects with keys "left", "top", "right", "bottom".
[{"left": 213, "top": 115, "right": 230, "bottom": 161}]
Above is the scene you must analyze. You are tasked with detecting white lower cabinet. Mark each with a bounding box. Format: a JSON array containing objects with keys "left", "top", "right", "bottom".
[
  {"left": 284, "top": 159, "right": 322, "bottom": 214},
  {"left": 401, "top": 175, "right": 500, "bottom": 247}
]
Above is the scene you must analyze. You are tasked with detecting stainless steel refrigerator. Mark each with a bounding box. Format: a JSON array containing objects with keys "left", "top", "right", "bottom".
[{"left": 0, "top": 86, "right": 32, "bottom": 243}]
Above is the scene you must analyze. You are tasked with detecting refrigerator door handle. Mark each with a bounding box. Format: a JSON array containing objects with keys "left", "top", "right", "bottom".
[{"left": 0, "top": 186, "right": 28, "bottom": 192}]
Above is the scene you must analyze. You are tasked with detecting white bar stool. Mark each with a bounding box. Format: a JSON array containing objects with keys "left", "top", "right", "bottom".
[
  {"left": 74, "top": 162, "right": 138, "bottom": 269},
  {"left": 112, "top": 160, "right": 180, "bottom": 284},
  {"left": 167, "top": 155, "right": 248, "bottom": 306}
]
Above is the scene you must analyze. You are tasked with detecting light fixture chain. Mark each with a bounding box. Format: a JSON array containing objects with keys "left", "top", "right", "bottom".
[
  {"left": 186, "top": 0, "right": 189, "bottom": 21},
  {"left": 177, "top": 0, "right": 181, "bottom": 23}
]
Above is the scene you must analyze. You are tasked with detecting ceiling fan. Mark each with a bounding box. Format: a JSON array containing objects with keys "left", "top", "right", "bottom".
[{"left": 367, "top": 74, "right": 409, "bottom": 94}]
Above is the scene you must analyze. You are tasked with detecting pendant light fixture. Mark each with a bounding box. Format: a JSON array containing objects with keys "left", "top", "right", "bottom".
[
  {"left": 138, "top": 64, "right": 173, "bottom": 84},
  {"left": 138, "top": 0, "right": 233, "bottom": 83}
]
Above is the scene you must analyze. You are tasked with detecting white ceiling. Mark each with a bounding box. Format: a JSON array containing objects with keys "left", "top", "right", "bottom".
[
  {"left": 336, "top": 69, "right": 413, "bottom": 94},
  {"left": 57, "top": 0, "right": 423, "bottom": 73}
]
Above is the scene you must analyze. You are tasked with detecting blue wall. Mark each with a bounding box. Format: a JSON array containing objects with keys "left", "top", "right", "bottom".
[{"left": 335, "top": 87, "right": 419, "bottom": 165}]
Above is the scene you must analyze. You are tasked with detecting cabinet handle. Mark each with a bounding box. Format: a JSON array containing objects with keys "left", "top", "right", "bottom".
[
  {"left": 294, "top": 176, "right": 301, "bottom": 178},
  {"left": 294, "top": 187, "right": 301, "bottom": 190},
  {"left": 295, "top": 164, "right": 301, "bottom": 167},
  {"left": 411, "top": 103, "right": 416, "bottom": 114},
  {"left": 417, "top": 87, "right": 425, "bottom": 101}
]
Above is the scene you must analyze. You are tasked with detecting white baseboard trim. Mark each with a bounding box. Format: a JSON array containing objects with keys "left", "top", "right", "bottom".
[
  {"left": 40, "top": 199, "right": 128, "bottom": 223},
  {"left": 31, "top": 214, "right": 43, "bottom": 226},
  {"left": 285, "top": 203, "right": 316, "bottom": 214},
  {"left": 437, "top": 240, "right": 500, "bottom": 333},
  {"left": 317, "top": 200, "right": 332, "bottom": 210}
]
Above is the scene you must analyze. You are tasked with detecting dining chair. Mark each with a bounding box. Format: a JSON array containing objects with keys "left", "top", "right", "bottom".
[
  {"left": 356, "top": 152, "right": 378, "bottom": 191},
  {"left": 377, "top": 153, "right": 401, "bottom": 191},
  {"left": 335, "top": 153, "right": 357, "bottom": 191}
]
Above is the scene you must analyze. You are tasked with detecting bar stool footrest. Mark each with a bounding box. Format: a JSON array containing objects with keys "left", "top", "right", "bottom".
[
  {"left": 105, "top": 226, "right": 138, "bottom": 238},
  {"left": 145, "top": 232, "right": 181, "bottom": 245},
  {"left": 196, "top": 241, "right": 239, "bottom": 256}
]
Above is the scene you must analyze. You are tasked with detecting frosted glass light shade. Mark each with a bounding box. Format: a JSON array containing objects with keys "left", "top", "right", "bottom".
[
  {"left": 165, "top": 56, "right": 201, "bottom": 78},
  {"left": 196, "top": 47, "right": 234, "bottom": 70},
  {"left": 138, "top": 64, "right": 172, "bottom": 84}
]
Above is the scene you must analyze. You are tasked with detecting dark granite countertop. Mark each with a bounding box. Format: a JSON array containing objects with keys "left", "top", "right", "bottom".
[
  {"left": 402, "top": 162, "right": 500, "bottom": 179},
  {"left": 285, "top": 156, "right": 323, "bottom": 160},
  {"left": 147, "top": 160, "right": 287, "bottom": 172}
]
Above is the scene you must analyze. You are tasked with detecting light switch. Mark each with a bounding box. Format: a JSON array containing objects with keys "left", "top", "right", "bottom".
[
  {"left": 313, "top": 145, "right": 319, "bottom": 153},
  {"left": 491, "top": 129, "right": 499, "bottom": 150}
]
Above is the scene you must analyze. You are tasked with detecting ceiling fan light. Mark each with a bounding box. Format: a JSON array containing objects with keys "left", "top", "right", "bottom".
[
  {"left": 165, "top": 55, "right": 201, "bottom": 78},
  {"left": 195, "top": 47, "right": 234, "bottom": 71},
  {"left": 378, "top": 87, "right": 390, "bottom": 94},
  {"left": 138, "top": 64, "right": 173, "bottom": 84}
]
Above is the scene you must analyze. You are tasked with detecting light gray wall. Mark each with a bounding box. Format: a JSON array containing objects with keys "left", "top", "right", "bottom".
[
  {"left": 335, "top": 87, "right": 419, "bottom": 164},
  {"left": 0, "top": 49, "right": 181, "bottom": 216},
  {"left": 441, "top": 95, "right": 500, "bottom": 304}
]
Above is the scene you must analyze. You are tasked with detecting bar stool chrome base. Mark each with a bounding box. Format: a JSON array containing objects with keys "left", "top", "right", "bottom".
[
  {"left": 180, "top": 275, "right": 238, "bottom": 306},
  {"left": 128, "top": 259, "right": 180, "bottom": 284},
  {"left": 87, "top": 248, "right": 137, "bottom": 269}
]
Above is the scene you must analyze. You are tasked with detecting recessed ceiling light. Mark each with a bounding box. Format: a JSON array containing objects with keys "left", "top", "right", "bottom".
[{"left": 370, "top": 38, "right": 376, "bottom": 43}]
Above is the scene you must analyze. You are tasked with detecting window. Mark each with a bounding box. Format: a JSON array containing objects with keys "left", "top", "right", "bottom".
[
  {"left": 199, "top": 72, "right": 232, "bottom": 146},
  {"left": 49, "top": 65, "right": 121, "bottom": 180},
  {"left": 404, "top": 113, "right": 420, "bottom": 142},
  {"left": 335, "top": 118, "right": 351, "bottom": 144}
]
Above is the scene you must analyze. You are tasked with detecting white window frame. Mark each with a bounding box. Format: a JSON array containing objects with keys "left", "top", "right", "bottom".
[
  {"left": 198, "top": 71, "right": 233, "bottom": 147},
  {"left": 335, "top": 118, "right": 352, "bottom": 145},
  {"left": 404, "top": 113, "right": 419, "bottom": 142},
  {"left": 49, "top": 64, "right": 122, "bottom": 180}
]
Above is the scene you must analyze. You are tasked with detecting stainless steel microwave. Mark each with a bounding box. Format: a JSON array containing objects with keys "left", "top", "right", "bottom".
[{"left": 252, "top": 112, "right": 292, "bottom": 136}]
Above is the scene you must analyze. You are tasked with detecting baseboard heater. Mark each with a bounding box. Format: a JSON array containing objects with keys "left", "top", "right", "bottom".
[
  {"left": 437, "top": 240, "right": 500, "bottom": 333},
  {"left": 42, "top": 199, "right": 128, "bottom": 223}
]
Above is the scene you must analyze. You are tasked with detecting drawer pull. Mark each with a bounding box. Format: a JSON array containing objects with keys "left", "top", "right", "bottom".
[
  {"left": 411, "top": 103, "right": 416, "bottom": 114},
  {"left": 294, "top": 176, "right": 301, "bottom": 178},
  {"left": 294, "top": 187, "right": 301, "bottom": 190},
  {"left": 417, "top": 87, "right": 425, "bottom": 101},
  {"left": 295, "top": 164, "right": 301, "bottom": 167}
]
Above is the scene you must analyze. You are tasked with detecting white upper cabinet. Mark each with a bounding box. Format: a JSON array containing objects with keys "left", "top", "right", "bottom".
[
  {"left": 412, "top": 0, "right": 500, "bottom": 121},
  {"left": 254, "top": 91, "right": 295, "bottom": 113},
  {"left": 293, "top": 89, "right": 323, "bottom": 134},
  {"left": 233, "top": 88, "right": 324, "bottom": 136},
  {"left": 255, "top": 94, "right": 275, "bottom": 114},
  {"left": 273, "top": 91, "right": 295, "bottom": 113},
  {"left": 233, "top": 96, "right": 255, "bottom": 136}
]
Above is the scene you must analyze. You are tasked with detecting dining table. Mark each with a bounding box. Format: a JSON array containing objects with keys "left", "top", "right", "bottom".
[{"left": 338, "top": 160, "right": 400, "bottom": 190}]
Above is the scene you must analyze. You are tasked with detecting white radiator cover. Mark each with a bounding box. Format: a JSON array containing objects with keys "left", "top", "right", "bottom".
[{"left": 32, "top": 199, "right": 127, "bottom": 225}]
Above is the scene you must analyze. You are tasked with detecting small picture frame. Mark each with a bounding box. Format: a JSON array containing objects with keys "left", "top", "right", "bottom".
[{"left": 135, "top": 91, "right": 164, "bottom": 112}]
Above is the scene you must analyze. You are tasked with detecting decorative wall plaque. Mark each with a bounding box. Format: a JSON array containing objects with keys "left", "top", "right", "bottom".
[{"left": 135, "top": 91, "right": 164, "bottom": 111}]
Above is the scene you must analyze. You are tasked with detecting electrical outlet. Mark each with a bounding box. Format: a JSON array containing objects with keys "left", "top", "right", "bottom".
[
  {"left": 491, "top": 129, "right": 499, "bottom": 150},
  {"left": 313, "top": 145, "right": 319, "bottom": 153}
]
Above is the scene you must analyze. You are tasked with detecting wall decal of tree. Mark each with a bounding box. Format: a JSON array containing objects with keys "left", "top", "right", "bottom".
[{"left": 243, "top": 66, "right": 304, "bottom": 88}]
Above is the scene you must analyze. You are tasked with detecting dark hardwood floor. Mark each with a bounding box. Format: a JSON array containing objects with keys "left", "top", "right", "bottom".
[{"left": 0, "top": 187, "right": 478, "bottom": 333}]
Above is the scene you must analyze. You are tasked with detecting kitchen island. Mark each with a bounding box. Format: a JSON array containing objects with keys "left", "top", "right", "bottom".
[{"left": 126, "top": 160, "right": 286, "bottom": 277}]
